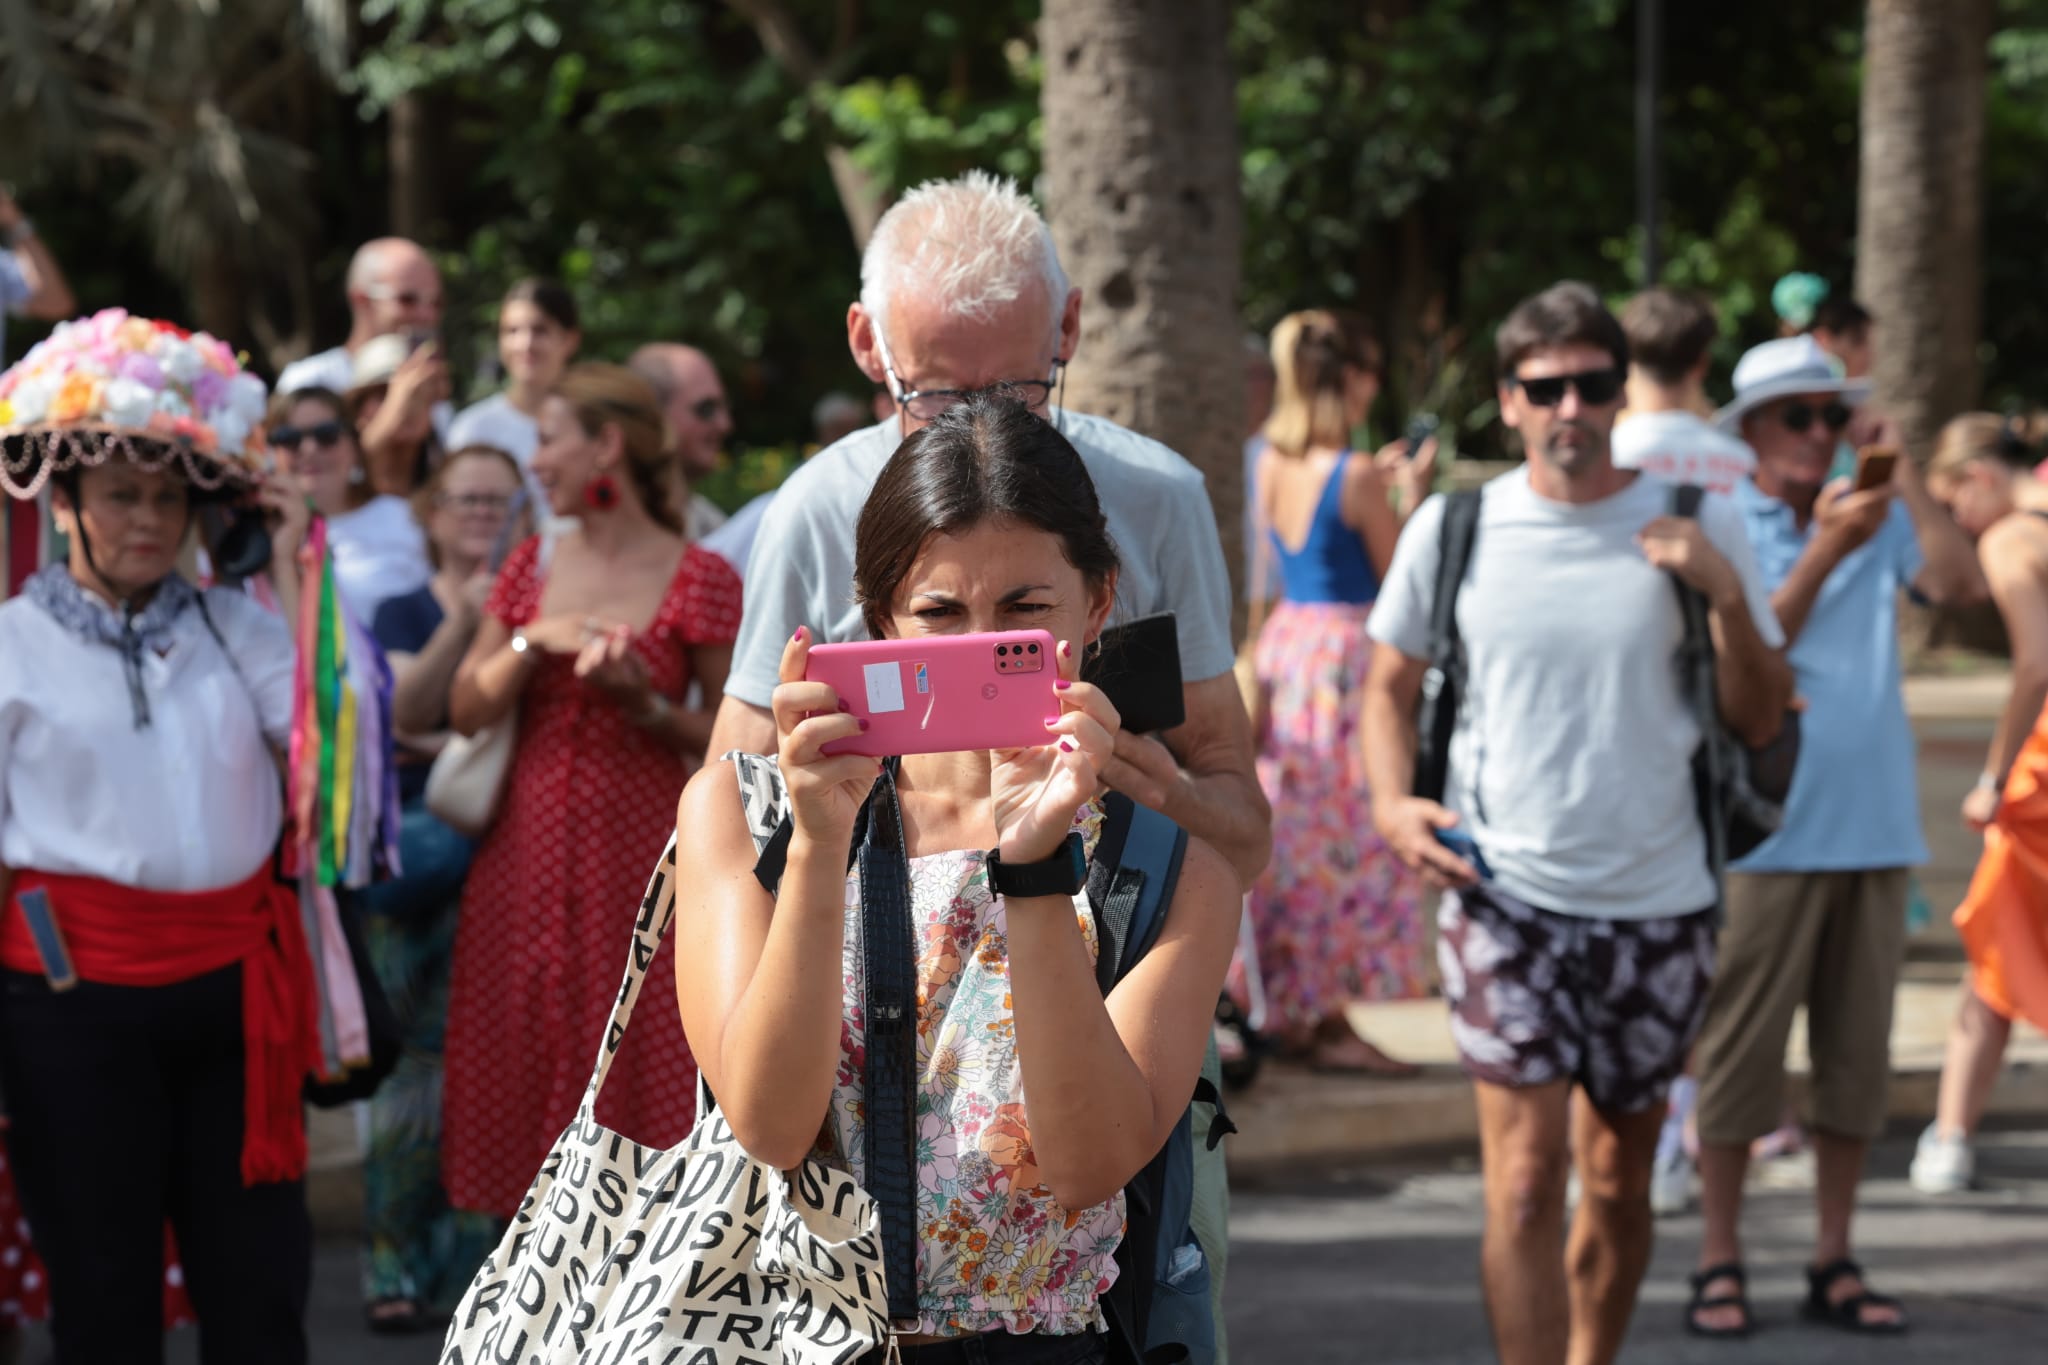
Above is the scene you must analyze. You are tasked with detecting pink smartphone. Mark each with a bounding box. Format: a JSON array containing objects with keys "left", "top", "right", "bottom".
[{"left": 805, "top": 630, "right": 1061, "bottom": 757}]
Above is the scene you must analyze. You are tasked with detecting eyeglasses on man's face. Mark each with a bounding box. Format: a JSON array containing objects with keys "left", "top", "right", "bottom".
[
  {"left": 1507, "top": 368, "right": 1626, "bottom": 409},
  {"left": 875, "top": 328, "right": 1062, "bottom": 422},
  {"left": 1776, "top": 400, "right": 1853, "bottom": 435}
]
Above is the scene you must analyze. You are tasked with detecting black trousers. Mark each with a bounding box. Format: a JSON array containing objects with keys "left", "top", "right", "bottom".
[{"left": 0, "top": 965, "right": 311, "bottom": 1364}]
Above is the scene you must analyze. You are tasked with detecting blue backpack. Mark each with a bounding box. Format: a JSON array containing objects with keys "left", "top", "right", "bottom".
[{"left": 1087, "top": 791, "right": 1232, "bottom": 1365}]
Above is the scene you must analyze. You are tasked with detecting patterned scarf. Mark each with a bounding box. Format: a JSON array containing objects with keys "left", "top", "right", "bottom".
[{"left": 24, "top": 563, "right": 199, "bottom": 729}]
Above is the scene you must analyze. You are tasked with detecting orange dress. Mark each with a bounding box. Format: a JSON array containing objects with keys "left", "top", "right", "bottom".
[{"left": 1955, "top": 703, "right": 2048, "bottom": 1034}]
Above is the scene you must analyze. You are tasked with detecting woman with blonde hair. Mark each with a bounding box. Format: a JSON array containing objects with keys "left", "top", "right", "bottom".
[
  {"left": 1241, "top": 309, "right": 1436, "bottom": 1073},
  {"left": 1913, "top": 412, "right": 2048, "bottom": 1193},
  {"left": 439, "top": 363, "right": 741, "bottom": 1219}
]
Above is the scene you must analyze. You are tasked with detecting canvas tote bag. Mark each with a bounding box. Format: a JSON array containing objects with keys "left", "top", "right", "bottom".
[
  {"left": 424, "top": 719, "right": 516, "bottom": 838},
  {"left": 438, "top": 838, "right": 893, "bottom": 1364}
]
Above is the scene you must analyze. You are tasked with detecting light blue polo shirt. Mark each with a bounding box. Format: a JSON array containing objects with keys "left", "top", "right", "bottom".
[{"left": 1732, "top": 479, "right": 1928, "bottom": 872}]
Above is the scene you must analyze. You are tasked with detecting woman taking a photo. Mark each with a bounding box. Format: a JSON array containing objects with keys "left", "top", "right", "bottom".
[
  {"left": 1915, "top": 414, "right": 2048, "bottom": 1193},
  {"left": 441, "top": 362, "right": 739, "bottom": 1221},
  {"left": 671, "top": 396, "right": 1236, "bottom": 1360},
  {"left": 0, "top": 310, "right": 318, "bottom": 1361},
  {"left": 1241, "top": 310, "right": 1435, "bottom": 1074},
  {"left": 268, "top": 385, "right": 431, "bottom": 623},
  {"left": 354, "top": 443, "right": 526, "bottom": 1332},
  {"left": 447, "top": 278, "right": 581, "bottom": 483}
]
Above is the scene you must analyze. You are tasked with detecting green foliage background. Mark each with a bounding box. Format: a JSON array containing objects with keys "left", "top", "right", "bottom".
[{"left": 5, "top": 0, "right": 2048, "bottom": 496}]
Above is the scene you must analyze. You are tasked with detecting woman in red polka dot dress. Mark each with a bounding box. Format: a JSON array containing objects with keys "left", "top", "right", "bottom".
[{"left": 441, "top": 364, "right": 740, "bottom": 1218}]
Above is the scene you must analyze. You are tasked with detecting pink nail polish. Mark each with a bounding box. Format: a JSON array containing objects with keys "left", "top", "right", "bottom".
[
  {"left": 1059, "top": 739, "right": 1075, "bottom": 754},
  {"left": 792, "top": 626, "right": 806, "bottom": 643},
  {"left": 1055, "top": 679, "right": 1072, "bottom": 691},
  {"left": 857, "top": 718, "right": 871, "bottom": 732}
]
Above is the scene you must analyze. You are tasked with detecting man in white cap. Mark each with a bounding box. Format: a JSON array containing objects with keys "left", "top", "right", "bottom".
[{"left": 1683, "top": 334, "right": 1984, "bottom": 1338}]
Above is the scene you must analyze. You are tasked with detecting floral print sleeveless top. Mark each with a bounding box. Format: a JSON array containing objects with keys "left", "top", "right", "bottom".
[{"left": 732, "top": 755, "right": 1122, "bottom": 1338}]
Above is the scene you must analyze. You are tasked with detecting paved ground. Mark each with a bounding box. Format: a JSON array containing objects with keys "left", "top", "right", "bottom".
[
  {"left": 77, "top": 1121, "right": 2037, "bottom": 1363},
  {"left": 1224, "top": 1121, "right": 2048, "bottom": 1364}
]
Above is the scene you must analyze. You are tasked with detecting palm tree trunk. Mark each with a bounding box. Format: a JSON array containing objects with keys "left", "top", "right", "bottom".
[
  {"left": 1041, "top": 0, "right": 1246, "bottom": 604},
  {"left": 1855, "top": 0, "right": 1992, "bottom": 457}
]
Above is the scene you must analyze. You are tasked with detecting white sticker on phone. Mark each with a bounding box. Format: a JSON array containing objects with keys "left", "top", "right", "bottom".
[{"left": 863, "top": 661, "right": 906, "bottom": 714}]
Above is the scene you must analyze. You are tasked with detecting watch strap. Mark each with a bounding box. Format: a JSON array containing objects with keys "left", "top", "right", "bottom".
[{"left": 987, "top": 831, "right": 1088, "bottom": 899}]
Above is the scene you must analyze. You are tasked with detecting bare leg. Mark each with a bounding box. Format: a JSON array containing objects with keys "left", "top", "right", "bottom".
[
  {"left": 1811, "top": 1128, "right": 1903, "bottom": 1327},
  {"left": 1310, "top": 1013, "right": 1420, "bottom": 1075},
  {"left": 1688, "top": 1140, "right": 1752, "bottom": 1332},
  {"left": 1934, "top": 981, "right": 2014, "bottom": 1140},
  {"left": 1474, "top": 1079, "right": 1573, "bottom": 1365},
  {"left": 1565, "top": 1093, "right": 1663, "bottom": 1365}
]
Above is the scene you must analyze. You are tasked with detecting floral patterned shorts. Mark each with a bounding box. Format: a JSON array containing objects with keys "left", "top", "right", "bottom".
[{"left": 1437, "top": 884, "right": 1717, "bottom": 1115}]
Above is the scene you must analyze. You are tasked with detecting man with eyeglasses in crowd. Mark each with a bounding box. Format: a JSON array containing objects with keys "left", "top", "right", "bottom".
[
  {"left": 278, "top": 236, "right": 452, "bottom": 436},
  {"left": 707, "top": 170, "right": 1268, "bottom": 886},
  {"left": 629, "top": 342, "right": 734, "bottom": 542},
  {"left": 1361, "top": 282, "right": 1791, "bottom": 1365},
  {"left": 1680, "top": 334, "right": 1984, "bottom": 1339}
]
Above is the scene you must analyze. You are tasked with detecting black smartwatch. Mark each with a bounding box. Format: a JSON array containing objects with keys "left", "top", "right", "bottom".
[{"left": 986, "top": 832, "right": 1088, "bottom": 899}]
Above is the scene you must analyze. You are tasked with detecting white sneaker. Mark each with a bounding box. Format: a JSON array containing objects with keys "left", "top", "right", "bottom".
[
  {"left": 1650, "top": 1149, "right": 1694, "bottom": 1216},
  {"left": 1909, "top": 1122, "right": 1975, "bottom": 1193}
]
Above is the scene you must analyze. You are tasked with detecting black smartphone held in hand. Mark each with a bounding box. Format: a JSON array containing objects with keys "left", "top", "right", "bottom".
[
  {"left": 1404, "top": 412, "right": 1441, "bottom": 459},
  {"left": 1083, "top": 612, "right": 1185, "bottom": 735}
]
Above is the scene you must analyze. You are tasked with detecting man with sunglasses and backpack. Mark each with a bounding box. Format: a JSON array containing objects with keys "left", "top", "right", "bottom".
[
  {"left": 1680, "top": 334, "right": 1985, "bottom": 1341},
  {"left": 1361, "top": 282, "right": 1791, "bottom": 1365}
]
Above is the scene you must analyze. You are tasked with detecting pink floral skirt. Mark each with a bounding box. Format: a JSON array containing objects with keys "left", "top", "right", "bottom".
[{"left": 1237, "top": 600, "right": 1427, "bottom": 1032}]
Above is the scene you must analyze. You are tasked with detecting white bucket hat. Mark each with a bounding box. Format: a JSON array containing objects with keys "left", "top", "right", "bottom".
[{"left": 1714, "top": 334, "right": 1870, "bottom": 434}]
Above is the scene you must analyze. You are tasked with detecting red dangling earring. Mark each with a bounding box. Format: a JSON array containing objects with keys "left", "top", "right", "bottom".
[{"left": 582, "top": 474, "right": 621, "bottom": 511}]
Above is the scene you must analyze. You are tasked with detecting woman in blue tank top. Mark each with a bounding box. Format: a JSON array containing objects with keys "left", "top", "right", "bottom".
[{"left": 1240, "top": 310, "right": 1436, "bottom": 1073}]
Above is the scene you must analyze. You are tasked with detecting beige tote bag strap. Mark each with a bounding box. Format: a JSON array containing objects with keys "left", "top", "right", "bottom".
[{"left": 575, "top": 834, "right": 681, "bottom": 1120}]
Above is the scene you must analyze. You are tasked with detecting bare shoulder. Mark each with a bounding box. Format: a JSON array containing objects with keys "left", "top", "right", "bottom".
[
  {"left": 1164, "top": 835, "right": 1240, "bottom": 941},
  {"left": 676, "top": 757, "right": 758, "bottom": 869}
]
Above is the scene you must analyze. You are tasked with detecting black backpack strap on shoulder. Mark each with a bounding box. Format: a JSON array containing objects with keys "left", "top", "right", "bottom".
[
  {"left": 1414, "top": 489, "right": 1482, "bottom": 803},
  {"left": 1664, "top": 485, "right": 1729, "bottom": 887},
  {"left": 1087, "top": 792, "right": 1189, "bottom": 996},
  {"left": 854, "top": 760, "right": 920, "bottom": 1325}
]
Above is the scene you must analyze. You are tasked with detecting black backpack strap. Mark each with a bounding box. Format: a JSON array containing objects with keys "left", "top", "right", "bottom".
[
  {"left": 1414, "top": 490, "right": 1482, "bottom": 803},
  {"left": 1087, "top": 792, "right": 1189, "bottom": 996},
  {"left": 1664, "top": 485, "right": 1729, "bottom": 886},
  {"left": 853, "top": 761, "right": 919, "bottom": 1324}
]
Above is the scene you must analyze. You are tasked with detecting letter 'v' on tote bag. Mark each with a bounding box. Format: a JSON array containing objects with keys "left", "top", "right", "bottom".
[{"left": 438, "top": 838, "right": 893, "bottom": 1364}]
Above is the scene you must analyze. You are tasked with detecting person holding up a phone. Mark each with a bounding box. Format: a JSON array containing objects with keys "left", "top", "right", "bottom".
[
  {"left": 672, "top": 395, "right": 1237, "bottom": 1364},
  {"left": 1683, "top": 336, "right": 1985, "bottom": 1337},
  {"left": 1241, "top": 309, "right": 1436, "bottom": 1075},
  {"left": 0, "top": 186, "right": 76, "bottom": 366}
]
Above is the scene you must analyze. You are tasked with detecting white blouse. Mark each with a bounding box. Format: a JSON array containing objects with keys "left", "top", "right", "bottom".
[
  {"left": 0, "top": 586, "right": 296, "bottom": 892},
  {"left": 327, "top": 495, "right": 432, "bottom": 625}
]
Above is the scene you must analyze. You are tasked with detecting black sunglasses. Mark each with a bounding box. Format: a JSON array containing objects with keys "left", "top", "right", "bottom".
[
  {"left": 1778, "top": 401, "right": 1853, "bottom": 435},
  {"left": 1509, "top": 368, "right": 1625, "bottom": 408},
  {"left": 269, "top": 421, "right": 345, "bottom": 450}
]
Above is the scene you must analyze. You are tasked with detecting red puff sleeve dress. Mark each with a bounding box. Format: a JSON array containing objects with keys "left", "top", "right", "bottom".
[{"left": 440, "top": 538, "right": 741, "bottom": 1216}]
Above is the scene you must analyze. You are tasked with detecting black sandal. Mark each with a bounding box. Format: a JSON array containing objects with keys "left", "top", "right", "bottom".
[
  {"left": 1802, "top": 1257, "right": 1908, "bottom": 1335},
  {"left": 1684, "top": 1261, "right": 1754, "bottom": 1339}
]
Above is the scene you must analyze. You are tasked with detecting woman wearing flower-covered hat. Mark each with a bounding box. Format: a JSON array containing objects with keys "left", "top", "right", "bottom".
[{"left": 0, "top": 310, "right": 323, "bottom": 1362}]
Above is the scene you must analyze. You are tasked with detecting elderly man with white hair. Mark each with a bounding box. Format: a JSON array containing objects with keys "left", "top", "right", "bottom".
[
  {"left": 708, "top": 171, "right": 1269, "bottom": 883},
  {"left": 704, "top": 167, "right": 1255, "bottom": 1365}
]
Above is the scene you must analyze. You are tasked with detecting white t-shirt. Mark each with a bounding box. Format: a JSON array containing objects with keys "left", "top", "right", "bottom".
[
  {"left": 0, "top": 586, "right": 295, "bottom": 891},
  {"left": 1612, "top": 410, "right": 1757, "bottom": 494},
  {"left": 327, "top": 495, "right": 432, "bottom": 624},
  {"left": 1368, "top": 467, "right": 1784, "bottom": 919},
  {"left": 724, "top": 412, "right": 1237, "bottom": 709},
  {"left": 700, "top": 490, "right": 774, "bottom": 579}
]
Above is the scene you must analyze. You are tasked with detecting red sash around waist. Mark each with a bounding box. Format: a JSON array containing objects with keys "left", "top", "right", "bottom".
[{"left": 2, "top": 866, "right": 323, "bottom": 1185}]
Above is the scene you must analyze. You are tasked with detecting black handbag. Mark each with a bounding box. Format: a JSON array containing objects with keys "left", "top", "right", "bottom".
[{"left": 298, "top": 884, "right": 403, "bottom": 1110}]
